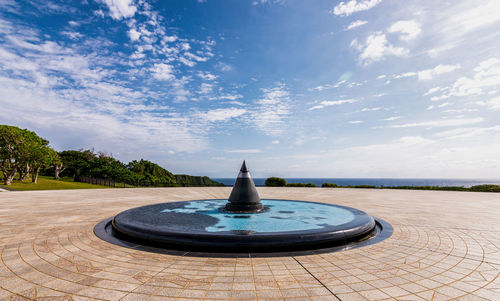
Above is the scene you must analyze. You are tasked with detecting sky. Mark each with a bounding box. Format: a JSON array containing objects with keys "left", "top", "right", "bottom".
[{"left": 0, "top": 0, "right": 499, "bottom": 178}]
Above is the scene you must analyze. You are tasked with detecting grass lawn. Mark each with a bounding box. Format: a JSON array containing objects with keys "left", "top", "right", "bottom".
[{"left": 0, "top": 176, "right": 112, "bottom": 191}]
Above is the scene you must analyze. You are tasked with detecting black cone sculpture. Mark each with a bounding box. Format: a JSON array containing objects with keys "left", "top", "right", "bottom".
[{"left": 225, "top": 160, "right": 264, "bottom": 213}]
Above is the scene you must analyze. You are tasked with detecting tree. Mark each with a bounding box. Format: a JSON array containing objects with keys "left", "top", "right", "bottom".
[
  {"left": 59, "top": 150, "right": 93, "bottom": 179},
  {"left": 0, "top": 125, "right": 57, "bottom": 185},
  {"left": 265, "top": 177, "right": 287, "bottom": 187},
  {"left": 127, "top": 159, "right": 176, "bottom": 185},
  {"left": 29, "top": 144, "right": 57, "bottom": 183},
  {"left": 18, "top": 162, "right": 30, "bottom": 181},
  {"left": 19, "top": 130, "right": 56, "bottom": 184},
  {"left": 0, "top": 125, "right": 38, "bottom": 185},
  {"left": 0, "top": 125, "right": 23, "bottom": 185},
  {"left": 53, "top": 154, "right": 65, "bottom": 180}
]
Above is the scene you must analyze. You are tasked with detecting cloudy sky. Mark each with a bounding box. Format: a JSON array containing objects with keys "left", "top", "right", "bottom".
[{"left": 0, "top": 0, "right": 499, "bottom": 178}]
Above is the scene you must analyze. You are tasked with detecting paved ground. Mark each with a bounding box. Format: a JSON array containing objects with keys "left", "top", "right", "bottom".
[{"left": 0, "top": 187, "right": 498, "bottom": 300}]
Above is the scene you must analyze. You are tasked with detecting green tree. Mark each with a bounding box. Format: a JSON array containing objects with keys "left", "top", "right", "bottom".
[
  {"left": 0, "top": 125, "right": 56, "bottom": 185},
  {"left": 265, "top": 177, "right": 287, "bottom": 187},
  {"left": 59, "top": 150, "right": 93, "bottom": 179},
  {"left": 0, "top": 125, "right": 25, "bottom": 185},
  {"left": 29, "top": 144, "right": 57, "bottom": 183},
  {"left": 127, "top": 159, "right": 176, "bottom": 185}
]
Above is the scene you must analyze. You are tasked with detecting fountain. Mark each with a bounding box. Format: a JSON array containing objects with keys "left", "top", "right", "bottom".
[{"left": 95, "top": 161, "right": 391, "bottom": 255}]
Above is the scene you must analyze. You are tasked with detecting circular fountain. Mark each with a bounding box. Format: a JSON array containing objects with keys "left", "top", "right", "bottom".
[{"left": 95, "top": 161, "right": 391, "bottom": 255}]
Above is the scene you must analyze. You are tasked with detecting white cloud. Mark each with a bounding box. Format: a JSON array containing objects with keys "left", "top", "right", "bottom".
[
  {"left": 430, "top": 94, "right": 450, "bottom": 101},
  {"left": 197, "top": 71, "right": 217, "bottom": 81},
  {"left": 61, "top": 31, "right": 84, "bottom": 40},
  {"left": 163, "top": 35, "right": 178, "bottom": 43},
  {"left": 391, "top": 117, "right": 483, "bottom": 128},
  {"left": 391, "top": 64, "right": 461, "bottom": 85},
  {"left": 332, "top": 0, "right": 382, "bottom": 17},
  {"left": 179, "top": 57, "right": 196, "bottom": 67},
  {"left": 252, "top": 0, "right": 285, "bottom": 6},
  {"left": 476, "top": 95, "right": 500, "bottom": 110},
  {"left": 376, "top": 75, "right": 386, "bottom": 79},
  {"left": 352, "top": 33, "right": 408, "bottom": 64},
  {"left": 216, "top": 62, "right": 232, "bottom": 72},
  {"left": 427, "top": 1, "right": 500, "bottom": 58},
  {"left": 306, "top": 131, "right": 500, "bottom": 178},
  {"left": 434, "top": 126, "right": 500, "bottom": 139},
  {"left": 308, "top": 80, "right": 346, "bottom": 92},
  {"left": 423, "top": 87, "right": 442, "bottom": 96},
  {"left": 393, "top": 72, "right": 416, "bottom": 79},
  {"left": 346, "top": 20, "right": 368, "bottom": 30},
  {"left": 0, "top": 2, "right": 228, "bottom": 161},
  {"left": 217, "top": 94, "right": 243, "bottom": 101},
  {"left": 309, "top": 99, "right": 357, "bottom": 111},
  {"left": 418, "top": 64, "right": 461, "bottom": 80},
  {"left": 199, "top": 108, "right": 246, "bottom": 122},
  {"left": 185, "top": 52, "right": 209, "bottom": 62},
  {"left": 151, "top": 63, "right": 175, "bottom": 81},
  {"left": 388, "top": 20, "right": 421, "bottom": 41},
  {"left": 443, "top": 108, "right": 478, "bottom": 114},
  {"left": 199, "top": 83, "right": 213, "bottom": 94},
  {"left": 447, "top": 0, "right": 500, "bottom": 34},
  {"left": 102, "top": 0, "right": 137, "bottom": 20},
  {"left": 272, "top": 140, "right": 280, "bottom": 144},
  {"left": 431, "top": 58, "right": 500, "bottom": 99},
  {"left": 348, "top": 120, "right": 363, "bottom": 124},
  {"left": 437, "top": 102, "right": 451, "bottom": 108},
  {"left": 383, "top": 116, "right": 400, "bottom": 121},
  {"left": 360, "top": 107, "right": 381, "bottom": 112},
  {"left": 128, "top": 28, "right": 141, "bottom": 41},
  {"left": 249, "top": 84, "right": 291, "bottom": 136},
  {"left": 226, "top": 149, "right": 261, "bottom": 153}
]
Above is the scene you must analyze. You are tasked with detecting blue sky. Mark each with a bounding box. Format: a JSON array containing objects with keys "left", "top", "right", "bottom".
[{"left": 1, "top": 0, "right": 499, "bottom": 178}]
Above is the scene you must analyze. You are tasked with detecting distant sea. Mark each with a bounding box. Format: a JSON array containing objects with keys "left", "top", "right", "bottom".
[{"left": 212, "top": 178, "right": 500, "bottom": 188}]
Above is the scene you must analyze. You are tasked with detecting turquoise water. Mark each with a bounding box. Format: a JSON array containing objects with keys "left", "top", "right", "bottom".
[{"left": 160, "top": 199, "right": 355, "bottom": 233}]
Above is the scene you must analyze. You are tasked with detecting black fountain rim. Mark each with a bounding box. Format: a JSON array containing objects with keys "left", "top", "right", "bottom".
[
  {"left": 94, "top": 199, "right": 393, "bottom": 256},
  {"left": 94, "top": 216, "right": 392, "bottom": 258}
]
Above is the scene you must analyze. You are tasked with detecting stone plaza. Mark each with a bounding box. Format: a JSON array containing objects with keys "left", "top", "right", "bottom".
[{"left": 0, "top": 187, "right": 498, "bottom": 300}]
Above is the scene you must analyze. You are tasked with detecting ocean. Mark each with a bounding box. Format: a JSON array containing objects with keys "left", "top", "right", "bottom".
[{"left": 212, "top": 178, "right": 500, "bottom": 188}]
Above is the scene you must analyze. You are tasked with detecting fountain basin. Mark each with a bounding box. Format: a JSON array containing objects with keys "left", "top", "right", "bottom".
[{"left": 109, "top": 199, "right": 377, "bottom": 252}]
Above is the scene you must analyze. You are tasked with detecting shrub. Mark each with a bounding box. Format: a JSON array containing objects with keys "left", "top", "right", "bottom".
[
  {"left": 265, "top": 177, "right": 286, "bottom": 187},
  {"left": 353, "top": 185, "right": 377, "bottom": 188},
  {"left": 286, "top": 182, "right": 317, "bottom": 187},
  {"left": 469, "top": 185, "right": 500, "bottom": 192},
  {"left": 322, "top": 182, "right": 338, "bottom": 188}
]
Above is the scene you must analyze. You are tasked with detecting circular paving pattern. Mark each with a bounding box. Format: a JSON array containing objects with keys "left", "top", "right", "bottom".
[{"left": 0, "top": 187, "right": 498, "bottom": 300}]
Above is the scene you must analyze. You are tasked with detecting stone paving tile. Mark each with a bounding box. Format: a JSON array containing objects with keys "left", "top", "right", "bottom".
[{"left": 0, "top": 187, "right": 499, "bottom": 300}]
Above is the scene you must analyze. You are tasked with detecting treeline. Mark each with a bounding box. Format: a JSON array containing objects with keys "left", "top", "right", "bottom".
[
  {"left": 54, "top": 151, "right": 222, "bottom": 187},
  {"left": 1, "top": 125, "right": 222, "bottom": 187},
  {"left": 264, "top": 177, "right": 500, "bottom": 193}
]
